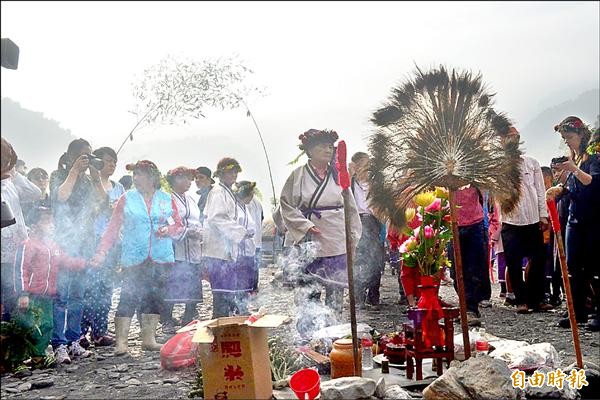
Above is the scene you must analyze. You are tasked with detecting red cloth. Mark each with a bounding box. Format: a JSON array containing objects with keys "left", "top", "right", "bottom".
[
  {"left": 454, "top": 186, "right": 484, "bottom": 227},
  {"left": 387, "top": 226, "right": 408, "bottom": 251},
  {"left": 13, "top": 237, "right": 86, "bottom": 296},
  {"left": 400, "top": 263, "right": 421, "bottom": 298},
  {"left": 98, "top": 193, "right": 183, "bottom": 256}
]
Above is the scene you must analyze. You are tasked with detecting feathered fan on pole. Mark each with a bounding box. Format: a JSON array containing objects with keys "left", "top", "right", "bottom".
[
  {"left": 368, "top": 65, "right": 522, "bottom": 229},
  {"left": 368, "top": 65, "right": 522, "bottom": 360}
]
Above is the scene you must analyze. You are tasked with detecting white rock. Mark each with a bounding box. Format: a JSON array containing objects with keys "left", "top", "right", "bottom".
[
  {"left": 375, "top": 377, "right": 386, "bottom": 399},
  {"left": 383, "top": 385, "right": 413, "bottom": 400},
  {"left": 321, "top": 377, "right": 376, "bottom": 400},
  {"left": 423, "top": 355, "right": 518, "bottom": 400},
  {"left": 126, "top": 378, "right": 142, "bottom": 385},
  {"left": 115, "top": 364, "right": 129, "bottom": 372},
  {"left": 17, "top": 382, "right": 32, "bottom": 392}
]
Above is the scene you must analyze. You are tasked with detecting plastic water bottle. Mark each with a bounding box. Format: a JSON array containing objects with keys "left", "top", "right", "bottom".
[
  {"left": 475, "top": 328, "right": 489, "bottom": 357},
  {"left": 361, "top": 333, "right": 374, "bottom": 371}
]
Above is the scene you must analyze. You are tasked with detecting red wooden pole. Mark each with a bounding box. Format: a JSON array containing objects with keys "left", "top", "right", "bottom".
[{"left": 546, "top": 199, "right": 583, "bottom": 368}]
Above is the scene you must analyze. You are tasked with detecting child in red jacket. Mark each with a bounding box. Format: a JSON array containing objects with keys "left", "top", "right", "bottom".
[{"left": 12, "top": 206, "right": 89, "bottom": 367}]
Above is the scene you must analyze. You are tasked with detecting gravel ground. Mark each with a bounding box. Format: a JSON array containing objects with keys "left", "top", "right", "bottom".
[{"left": 1, "top": 262, "right": 598, "bottom": 399}]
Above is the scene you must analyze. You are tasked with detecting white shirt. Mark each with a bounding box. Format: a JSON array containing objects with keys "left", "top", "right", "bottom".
[
  {"left": 502, "top": 155, "right": 548, "bottom": 226},
  {"left": 247, "top": 197, "right": 263, "bottom": 250},
  {"left": 1, "top": 173, "right": 42, "bottom": 261},
  {"left": 352, "top": 179, "right": 372, "bottom": 215}
]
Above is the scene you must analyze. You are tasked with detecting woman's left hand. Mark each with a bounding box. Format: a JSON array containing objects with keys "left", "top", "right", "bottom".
[{"left": 555, "top": 158, "right": 578, "bottom": 173}]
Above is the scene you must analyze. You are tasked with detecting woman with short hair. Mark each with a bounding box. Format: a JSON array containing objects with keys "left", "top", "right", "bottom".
[
  {"left": 92, "top": 160, "right": 183, "bottom": 355},
  {"left": 80, "top": 146, "right": 125, "bottom": 347},
  {"left": 161, "top": 166, "right": 204, "bottom": 329},
  {"left": 279, "top": 129, "right": 362, "bottom": 337},
  {"left": 203, "top": 158, "right": 256, "bottom": 318}
]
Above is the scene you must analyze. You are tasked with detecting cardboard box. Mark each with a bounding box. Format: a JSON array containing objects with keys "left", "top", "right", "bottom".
[{"left": 192, "top": 315, "right": 289, "bottom": 400}]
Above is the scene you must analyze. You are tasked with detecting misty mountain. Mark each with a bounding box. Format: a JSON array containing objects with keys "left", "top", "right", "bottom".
[
  {"left": 1, "top": 97, "right": 76, "bottom": 174},
  {"left": 520, "top": 89, "right": 599, "bottom": 166}
]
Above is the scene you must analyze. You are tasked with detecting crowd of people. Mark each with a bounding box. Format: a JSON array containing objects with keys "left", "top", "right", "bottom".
[{"left": 0, "top": 114, "right": 598, "bottom": 372}]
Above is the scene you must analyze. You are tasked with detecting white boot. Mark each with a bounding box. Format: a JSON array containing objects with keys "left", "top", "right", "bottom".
[
  {"left": 113, "top": 317, "right": 132, "bottom": 356},
  {"left": 141, "top": 314, "right": 163, "bottom": 351}
]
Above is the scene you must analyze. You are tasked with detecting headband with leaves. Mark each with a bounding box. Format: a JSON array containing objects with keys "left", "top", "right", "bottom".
[{"left": 289, "top": 129, "right": 339, "bottom": 165}]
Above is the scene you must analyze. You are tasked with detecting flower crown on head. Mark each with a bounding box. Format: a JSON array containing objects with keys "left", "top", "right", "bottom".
[
  {"left": 217, "top": 163, "right": 242, "bottom": 174},
  {"left": 126, "top": 159, "right": 159, "bottom": 172},
  {"left": 554, "top": 117, "right": 585, "bottom": 133},
  {"left": 298, "top": 129, "right": 339, "bottom": 151},
  {"left": 167, "top": 166, "right": 197, "bottom": 178}
]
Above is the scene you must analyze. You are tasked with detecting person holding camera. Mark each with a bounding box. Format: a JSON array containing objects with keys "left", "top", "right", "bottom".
[
  {"left": 546, "top": 117, "right": 599, "bottom": 331},
  {"left": 49, "top": 138, "right": 106, "bottom": 363},
  {"left": 1, "top": 138, "right": 42, "bottom": 321},
  {"left": 203, "top": 158, "right": 256, "bottom": 318},
  {"left": 79, "top": 147, "right": 125, "bottom": 348}
]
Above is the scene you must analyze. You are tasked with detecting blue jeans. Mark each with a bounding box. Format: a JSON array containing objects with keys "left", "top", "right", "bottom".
[{"left": 52, "top": 269, "right": 87, "bottom": 347}]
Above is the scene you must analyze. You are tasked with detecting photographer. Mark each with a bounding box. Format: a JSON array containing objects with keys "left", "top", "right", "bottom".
[
  {"left": 49, "top": 138, "right": 106, "bottom": 363},
  {"left": 1, "top": 138, "right": 42, "bottom": 321},
  {"left": 546, "top": 117, "right": 599, "bottom": 331}
]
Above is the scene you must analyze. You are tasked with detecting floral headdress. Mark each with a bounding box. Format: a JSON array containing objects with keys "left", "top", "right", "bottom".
[
  {"left": 125, "top": 160, "right": 163, "bottom": 189},
  {"left": 166, "top": 166, "right": 197, "bottom": 178},
  {"left": 125, "top": 159, "right": 159, "bottom": 172},
  {"left": 554, "top": 116, "right": 587, "bottom": 133},
  {"left": 214, "top": 157, "right": 242, "bottom": 177},
  {"left": 289, "top": 129, "right": 339, "bottom": 165}
]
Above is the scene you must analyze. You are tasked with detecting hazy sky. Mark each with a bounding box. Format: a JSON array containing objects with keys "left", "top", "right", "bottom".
[{"left": 2, "top": 1, "right": 599, "bottom": 213}]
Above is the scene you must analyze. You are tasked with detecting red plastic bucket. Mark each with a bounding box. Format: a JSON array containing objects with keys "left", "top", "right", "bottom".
[{"left": 289, "top": 368, "right": 321, "bottom": 400}]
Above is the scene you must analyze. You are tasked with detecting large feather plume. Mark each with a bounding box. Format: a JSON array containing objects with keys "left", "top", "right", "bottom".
[{"left": 368, "top": 65, "right": 522, "bottom": 228}]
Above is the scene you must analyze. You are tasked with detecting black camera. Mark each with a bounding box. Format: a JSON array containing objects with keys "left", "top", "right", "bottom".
[
  {"left": 84, "top": 155, "right": 105, "bottom": 171},
  {"left": 551, "top": 156, "right": 568, "bottom": 166},
  {"left": 1, "top": 201, "right": 16, "bottom": 228}
]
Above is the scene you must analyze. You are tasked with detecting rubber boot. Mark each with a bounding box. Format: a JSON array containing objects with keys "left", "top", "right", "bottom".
[
  {"left": 141, "top": 314, "right": 162, "bottom": 351},
  {"left": 113, "top": 317, "right": 132, "bottom": 356},
  {"left": 181, "top": 303, "right": 197, "bottom": 326}
]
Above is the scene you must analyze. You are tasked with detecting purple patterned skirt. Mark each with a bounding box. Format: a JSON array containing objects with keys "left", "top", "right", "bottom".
[
  {"left": 206, "top": 256, "right": 255, "bottom": 293},
  {"left": 304, "top": 254, "right": 348, "bottom": 287},
  {"left": 164, "top": 261, "right": 203, "bottom": 303}
]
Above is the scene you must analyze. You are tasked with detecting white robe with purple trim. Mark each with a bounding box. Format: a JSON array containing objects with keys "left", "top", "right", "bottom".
[{"left": 279, "top": 163, "right": 362, "bottom": 257}]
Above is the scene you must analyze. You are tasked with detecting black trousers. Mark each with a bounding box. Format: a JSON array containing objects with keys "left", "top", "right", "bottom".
[
  {"left": 354, "top": 214, "right": 385, "bottom": 305},
  {"left": 501, "top": 223, "right": 546, "bottom": 308},
  {"left": 448, "top": 221, "right": 490, "bottom": 313},
  {"left": 116, "top": 260, "right": 167, "bottom": 317}
]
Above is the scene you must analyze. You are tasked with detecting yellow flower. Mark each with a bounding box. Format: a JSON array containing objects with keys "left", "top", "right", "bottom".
[
  {"left": 405, "top": 207, "right": 416, "bottom": 222},
  {"left": 434, "top": 187, "right": 449, "bottom": 200},
  {"left": 413, "top": 191, "right": 436, "bottom": 208}
]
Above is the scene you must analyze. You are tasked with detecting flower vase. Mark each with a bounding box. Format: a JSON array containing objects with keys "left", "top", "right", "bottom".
[{"left": 417, "top": 275, "right": 443, "bottom": 349}]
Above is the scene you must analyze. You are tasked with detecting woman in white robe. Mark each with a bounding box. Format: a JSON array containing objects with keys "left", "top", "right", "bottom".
[
  {"left": 279, "top": 129, "right": 361, "bottom": 334},
  {"left": 203, "top": 158, "right": 255, "bottom": 318},
  {"left": 162, "top": 167, "right": 204, "bottom": 329}
]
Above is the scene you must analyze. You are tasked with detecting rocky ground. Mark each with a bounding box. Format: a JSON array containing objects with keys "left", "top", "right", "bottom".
[{"left": 1, "top": 262, "right": 598, "bottom": 399}]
